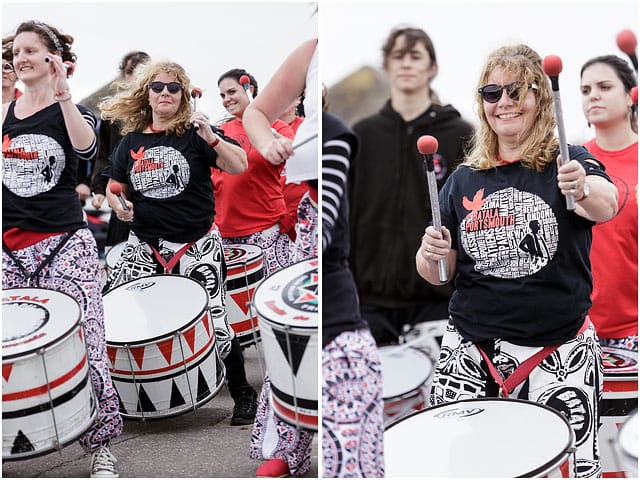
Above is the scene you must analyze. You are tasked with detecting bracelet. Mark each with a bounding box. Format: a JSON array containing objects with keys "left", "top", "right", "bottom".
[
  {"left": 54, "top": 89, "right": 72, "bottom": 102},
  {"left": 208, "top": 135, "right": 220, "bottom": 148}
]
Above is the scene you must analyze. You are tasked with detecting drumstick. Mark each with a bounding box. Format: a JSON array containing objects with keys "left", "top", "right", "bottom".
[
  {"left": 44, "top": 57, "right": 75, "bottom": 77},
  {"left": 542, "top": 55, "right": 575, "bottom": 211},
  {"left": 109, "top": 182, "right": 129, "bottom": 211},
  {"left": 191, "top": 87, "right": 202, "bottom": 131},
  {"left": 632, "top": 86, "right": 638, "bottom": 104},
  {"left": 417, "top": 135, "right": 448, "bottom": 283},
  {"left": 616, "top": 29, "right": 638, "bottom": 72},
  {"left": 239, "top": 74, "right": 253, "bottom": 103},
  {"left": 292, "top": 133, "right": 317, "bottom": 150}
]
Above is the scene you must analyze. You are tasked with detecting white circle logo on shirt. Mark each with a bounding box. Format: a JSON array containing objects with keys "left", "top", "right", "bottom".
[
  {"left": 2, "top": 133, "right": 65, "bottom": 197},
  {"left": 129, "top": 145, "right": 190, "bottom": 199},
  {"left": 460, "top": 187, "right": 558, "bottom": 278}
]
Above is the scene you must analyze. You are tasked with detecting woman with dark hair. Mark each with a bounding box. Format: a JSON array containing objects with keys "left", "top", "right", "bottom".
[
  {"left": 2, "top": 20, "right": 122, "bottom": 477},
  {"left": 580, "top": 54, "right": 638, "bottom": 352}
]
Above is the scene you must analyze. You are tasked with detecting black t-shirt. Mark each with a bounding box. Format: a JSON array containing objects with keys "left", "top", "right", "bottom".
[
  {"left": 109, "top": 126, "right": 238, "bottom": 243},
  {"left": 3, "top": 102, "right": 96, "bottom": 233},
  {"left": 440, "top": 145, "right": 611, "bottom": 346}
]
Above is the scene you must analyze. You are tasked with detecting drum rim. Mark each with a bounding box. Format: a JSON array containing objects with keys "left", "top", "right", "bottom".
[
  {"left": 384, "top": 397, "right": 575, "bottom": 477},
  {"left": 253, "top": 258, "right": 318, "bottom": 328},
  {"left": 103, "top": 274, "right": 210, "bottom": 346},
  {"left": 2, "top": 288, "right": 82, "bottom": 359}
]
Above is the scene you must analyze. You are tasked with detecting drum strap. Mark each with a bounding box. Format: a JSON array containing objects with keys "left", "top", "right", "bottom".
[
  {"left": 477, "top": 317, "right": 590, "bottom": 398},
  {"left": 149, "top": 242, "right": 195, "bottom": 274},
  {"left": 2, "top": 229, "right": 78, "bottom": 286}
]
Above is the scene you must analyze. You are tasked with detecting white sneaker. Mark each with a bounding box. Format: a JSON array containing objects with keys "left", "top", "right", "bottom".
[{"left": 90, "top": 446, "right": 119, "bottom": 478}]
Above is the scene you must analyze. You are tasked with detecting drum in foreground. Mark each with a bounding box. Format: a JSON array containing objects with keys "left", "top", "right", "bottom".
[
  {"left": 103, "top": 274, "right": 225, "bottom": 419},
  {"left": 600, "top": 347, "right": 638, "bottom": 477},
  {"left": 617, "top": 410, "right": 637, "bottom": 478},
  {"left": 384, "top": 398, "right": 575, "bottom": 477},
  {"left": 379, "top": 345, "right": 432, "bottom": 425},
  {"left": 224, "top": 244, "right": 264, "bottom": 348},
  {"left": 3, "top": 288, "right": 97, "bottom": 460},
  {"left": 255, "top": 258, "right": 318, "bottom": 430}
]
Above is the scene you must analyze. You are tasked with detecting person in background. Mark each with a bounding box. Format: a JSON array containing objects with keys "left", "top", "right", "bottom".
[
  {"left": 90, "top": 51, "right": 150, "bottom": 252},
  {"left": 242, "top": 38, "right": 317, "bottom": 477},
  {"left": 580, "top": 54, "right": 638, "bottom": 353},
  {"left": 2, "top": 38, "right": 22, "bottom": 118},
  {"left": 2, "top": 20, "right": 123, "bottom": 478},
  {"left": 417, "top": 44, "right": 618, "bottom": 478},
  {"left": 350, "top": 26, "right": 474, "bottom": 346}
]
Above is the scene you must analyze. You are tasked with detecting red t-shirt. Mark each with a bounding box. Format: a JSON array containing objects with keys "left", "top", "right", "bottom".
[
  {"left": 212, "top": 118, "right": 294, "bottom": 237},
  {"left": 584, "top": 139, "right": 638, "bottom": 339}
]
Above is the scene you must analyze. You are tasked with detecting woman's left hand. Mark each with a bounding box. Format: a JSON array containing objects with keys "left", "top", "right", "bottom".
[{"left": 557, "top": 157, "right": 588, "bottom": 200}]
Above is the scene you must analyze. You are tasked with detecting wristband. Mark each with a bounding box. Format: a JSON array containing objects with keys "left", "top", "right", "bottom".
[
  {"left": 208, "top": 135, "right": 220, "bottom": 148},
  {"left": 54, "top": 90, "right": 72, "bottom": 102}
]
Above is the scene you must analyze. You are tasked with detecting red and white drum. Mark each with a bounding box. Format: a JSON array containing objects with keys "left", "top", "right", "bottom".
[
  {"left": 254, "top": 258, "right": 318, "bottom": 430},
  {"left": 103, "top": 275, "right": 225, "bottom": 419},
  {"left": 379, "top": 345, "right": 432, "bottom": 425},
  {"left": 384, "top": 398, "right": 575, "bottom": 477},
  {"left": 104, "top": 241, "right": 128, "bottom": 273},
  {"left": 224, "top": 244, "right": 264, "bottom": 348},
  {"left": 601, "top": 347, "right": 638, "bottom": 477},
  {"left": 2, "top": 288, "right": 97, "bottom": 460},
  {"left": 616, "top": 410, "right": 637, "bottom": 478}
]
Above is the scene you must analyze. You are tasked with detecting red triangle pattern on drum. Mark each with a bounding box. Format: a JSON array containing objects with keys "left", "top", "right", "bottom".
[
  {"left": 201, "top": 314, "right": 211, "bottom": 337},
  {"left": 157, "top": 337, "right": 174, "bottom": 365},
  {"left": 106, "top": 346, "right": 118, "bottom": 368},
  {"left": 231, "top": 290, "right": 250, "bottom": 315},
  {"left": 130, "top": 345, "right": 146, "bottom": 370},
  {"left": 2, "top": 363, "right": 13, "bottom": 382},
  {"left": 183, "top": 327, "right": 196, "bottom": 354}
]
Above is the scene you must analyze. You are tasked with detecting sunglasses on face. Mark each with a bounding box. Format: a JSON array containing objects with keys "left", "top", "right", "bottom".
[
  {"left": 478, "top": 82, "right": 538, "bottom": 103},
  {"left": 149, "top": 81, "right": 183, "bottom": 94},
  {"left": 2, "top": 63, "right": 15, "bottom": 73}
]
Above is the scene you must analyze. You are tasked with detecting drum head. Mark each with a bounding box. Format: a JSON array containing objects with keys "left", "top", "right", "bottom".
[
  {"left": 379, "top": 346, "right": 432, "bottom": 400},
  {"left": 105, "top": 241, "right": 128, "bottom": 268},
  {"left": 384, "top": 398, "right": 574, "bottom": 477},
  {"left": 3, "top": 288, "right": 81, "bottom": 358},
  {"left": 224, "top": 244, "right": 263, "bottom": 266},
  {"left": 618, "top": 411, "right": 638, "bottom": 471},
  {"left": 103, "top": 275, "right": 209, "bottom": 344},
  {"left": 254, "top": 259, "right": 318, "bottom": 329}
]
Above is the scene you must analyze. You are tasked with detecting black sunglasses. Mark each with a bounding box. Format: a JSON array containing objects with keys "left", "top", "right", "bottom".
[
  {"left": 149, "top": 81, "right": 183, "bottom": 94},
  {"left": 478, "top": 82, "right": 538, "bottom": 103},
  {"left": 2, "top": 63, "right": 15, "bottom": 73}
]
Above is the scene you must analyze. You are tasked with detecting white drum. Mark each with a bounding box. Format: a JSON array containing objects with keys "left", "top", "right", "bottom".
[
  {"left": 384, "top": 398, "right": 575, "bottom": 477},
  {"left": 103, "top": 275, "right": 225, "bottom": 419},
  {"left": 379, "top": 345, "right": 432, "bottom": 425},
  {"left": 617, "top": 410, "right": 637, "bottom": 478},
  {"left": 3, "top": 288, "right": 97, "bottom": 460},
  {"left": 254, "top": 259, "right": 318, "bottom": 430},
  {"left": 104, "top": 241, "right": 128, "bottom": 272},
  {"left": 601, "top": 347, "right": 638, "bottom": 477},
  {"left": 224, "top": 244, "right": 264, "bottom": 348}
]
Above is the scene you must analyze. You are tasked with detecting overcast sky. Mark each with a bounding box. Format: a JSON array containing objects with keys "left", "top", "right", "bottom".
[
  {"left": 3, "top": 1, "right": 318, "bottom": 123},
  {"left": 321, "top": 0, "right": 638, "bottom": 143}
]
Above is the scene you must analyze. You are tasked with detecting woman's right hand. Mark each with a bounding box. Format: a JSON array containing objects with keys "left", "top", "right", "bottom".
[
  {"left": 419, "top": 225, "right": 452, "bottom": 262},
  {"left": 114, "top": 200, "right": 134, "bottom": 222}
]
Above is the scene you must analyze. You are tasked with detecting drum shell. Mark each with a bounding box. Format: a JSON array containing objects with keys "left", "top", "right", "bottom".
[
  {"left": 384, "top": 398, "right": 575, "bottom": 477},
  {"left": 103, "top": 275, "right": 225, "bottom": 419},
  {"left": 3, "top": 290, "right": 97, "bottom": 460},
  {"left": 600, "top": 347, "right": 638, "bottom": 477},
  {"left": 254, "top": 259, "right": 318, "bottom": 430},
  {"left": 224, "top": 245, "right": 264, "bottom": 348}
]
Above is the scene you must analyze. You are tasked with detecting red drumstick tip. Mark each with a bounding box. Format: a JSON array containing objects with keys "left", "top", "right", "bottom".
[
  {"left": 542, "top": 55, "right": 563, "bottom": 77},
  {"left": 631, "top": 86, "right": 638, "bottom": 104},
  {"left": 239, "top": 75, "right": 250, "bottom": 86},
  {"left": 191, "top": 87, "right": 203, "bottom": 98},
  {"left": 417, "top": 135, "right": 439, "bottom": 155},
  {"left": 617, "top": 29, "right": 637, "bottom": 55},
  {"left": 109, "top": 182, "right": 122, "bottom": 195}
]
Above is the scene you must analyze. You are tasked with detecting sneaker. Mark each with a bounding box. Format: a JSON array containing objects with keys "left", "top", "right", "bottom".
[
  {"left": 90, "top": 446, "right": 119, "bottom": 478},
  {"left": 231, "top": 387, "right": 258, "bottom": 425},
  {"left": 256, "top": 458, "right": 290, "bottom": 477}
]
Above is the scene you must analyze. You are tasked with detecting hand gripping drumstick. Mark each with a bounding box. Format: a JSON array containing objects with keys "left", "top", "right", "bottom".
[
  {"left": 417, "top": 135, "right": 448, "bottom": 283},
  {"left": 543, "top": 55, "right": 575, "bottom": 211},
  {"left": 617, "top": 29, "right": 638, "bottom": 72},
  {"left": 191, "top": 87, "right": 203, "bottom": 131},
  {"left": 44, "top": 57, "right": 75, "bottom": 77},
  {"left": 109, "top": 182, "right": 129, "bottom": 211}
]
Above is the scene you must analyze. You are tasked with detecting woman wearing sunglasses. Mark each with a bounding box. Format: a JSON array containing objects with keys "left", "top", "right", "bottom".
[
  {"left": 580, "top": 55, "right": 637, "bottom": 355},
  {"left": 2, "top": 20, "right": 123, "bottom": 477},
  {"left": 2, "top": 40, "right": 22, "bottom": 119},
  {"left": 99, "top": 59, "right": 253, "bottom": 422},
  {"left": 416, "top": 44, "right": 618, "bottom": 478}
]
